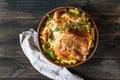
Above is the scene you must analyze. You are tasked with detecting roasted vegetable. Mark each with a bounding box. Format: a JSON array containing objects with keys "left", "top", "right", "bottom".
[
  {"left": 91, "top": 28, "right": 95, "bottom": 40},
  {"left": 60, "top": 59, "right": 77, "bottom": 64},
  {"left": 69, "top": 8, "right": 80, "bottom": 15}
]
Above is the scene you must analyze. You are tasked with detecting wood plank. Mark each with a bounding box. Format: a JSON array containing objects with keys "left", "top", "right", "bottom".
[
  {"left": 0, "top": 78, "right": 51, "bottom": 80},
  {"left": 69, "top": 59, "right": 120, "bottom": 80},
  {"left": 0, "top": 0, "right": 84, "bottom": 20},
  {"left": 0, "top": 58, "right": 120, "bottom": 79},
  {"left": 0, "top": 58, "right": 49, "bottom": 78},
  {"left": 0, "top": 0, "right": 120, "bottom": 79}
]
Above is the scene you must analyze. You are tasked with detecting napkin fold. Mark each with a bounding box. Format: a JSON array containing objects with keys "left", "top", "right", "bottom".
[{"left": 19, "top": 29, "right": 83, "bottom": 80}]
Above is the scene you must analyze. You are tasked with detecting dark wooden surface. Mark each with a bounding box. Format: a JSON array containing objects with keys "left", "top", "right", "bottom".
[{"left": 0, "top": 0, "right": 120, "bottom": 80}]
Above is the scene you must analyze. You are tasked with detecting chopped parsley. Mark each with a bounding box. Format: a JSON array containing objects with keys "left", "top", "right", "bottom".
[
  {"left": 50, "top": 32, "right": 55, "bottom": 40},
  {"left": 44, "top": 42, "right": 50, "bottom": 48},
  {"left": 64, "top": 23, "right": 71, "bottom": 29},
  {"left": 42, "top": 14, "right": 53, "bottom": 27},
  {"left": 53, "top": 27, "right": 60, "bottom": 32},
  {"left": 47, "top": 14, "right": 53, "bottom": 21},
  {"left": 49, "top": 51, "right": 55, "bottom": 59},
  {"left": 74, "top": 22, "right": 81, "bottom": 28},
  {"left": 44, "top": 50, "right": 55, "bottom": 59}
]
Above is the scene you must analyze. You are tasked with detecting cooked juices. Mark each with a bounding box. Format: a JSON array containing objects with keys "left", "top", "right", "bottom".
[{"left": 39, "top": 8, "right": 95, "bottom": 65}]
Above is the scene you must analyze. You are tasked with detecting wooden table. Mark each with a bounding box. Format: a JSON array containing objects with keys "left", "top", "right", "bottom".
[{"left": 0, "top": 0, "right": 120, "bottom": 80}]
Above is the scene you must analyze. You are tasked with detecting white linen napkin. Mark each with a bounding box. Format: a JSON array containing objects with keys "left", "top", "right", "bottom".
[{"left": 19, "top": 29, "right": 83, "bottom": 80}]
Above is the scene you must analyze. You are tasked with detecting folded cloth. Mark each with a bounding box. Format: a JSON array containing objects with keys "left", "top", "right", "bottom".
[{"left": 19, "top": 29, "right": 83, "bottom": 80}]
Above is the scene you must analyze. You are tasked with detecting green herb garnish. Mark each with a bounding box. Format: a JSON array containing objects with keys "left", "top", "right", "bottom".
[
  {"left": 44, "top": 49, "right": 49, "bottom": 55},
  {"left": 44, "top": 50, "right": 55, "bottom": 59},
  {"left": 50, "top": 32, "right": 55, "bottom": 40},
  {"left": 47, "top": 14, "right": 53, "bottom": 21},
  {"left": 42, "top": 22, "right": 46, "bottom": 27},
  {"left": 44, "top": 42, "right": 50, "bottom": 48},
  {"left": 42, "top": 14, "right": 53, "bottom": 27},
  {"left": 49, "top": 51, "right": 55, "bottom": 59},
  {"left": 74, "top": 22, "right": 81, "bottom": 28},
  {"left": 64, "top": 23, "right": 71, "bottom": 29},
  {"left": 53, "top": 27, "right": 60, "bottom": 32}
]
